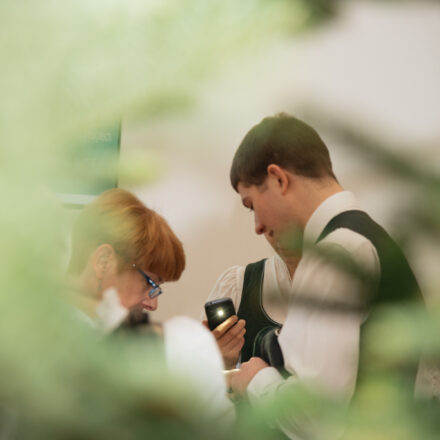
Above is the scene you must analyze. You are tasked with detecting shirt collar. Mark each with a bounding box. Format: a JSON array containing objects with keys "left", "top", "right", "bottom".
[
  {"left": 95, "top": 288, "right": 129, "bottom": 334},
  {"left": 303, "top": 191, "right": 361, "bottom": 246}
]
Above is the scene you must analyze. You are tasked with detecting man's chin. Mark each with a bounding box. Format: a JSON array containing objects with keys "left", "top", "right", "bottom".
[
  {"left": 264, "top": 231, "right": 277, "bottom": 247},
  {"left": 278, "top": 230, "right": 303, "bottom": 255}
]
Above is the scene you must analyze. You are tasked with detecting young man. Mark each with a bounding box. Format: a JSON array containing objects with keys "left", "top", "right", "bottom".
[{"left": 222, "top": 114, "right": 421, "bottom": 438}]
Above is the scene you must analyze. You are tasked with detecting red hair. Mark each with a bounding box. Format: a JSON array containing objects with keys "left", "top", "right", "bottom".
[{"left": 68, "top": 189, "right": 185, "bottom": 281}]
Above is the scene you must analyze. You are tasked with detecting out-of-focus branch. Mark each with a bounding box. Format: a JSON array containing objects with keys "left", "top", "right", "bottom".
[{"left": 303, "top": 108, "right": 440, "bottom": 242}]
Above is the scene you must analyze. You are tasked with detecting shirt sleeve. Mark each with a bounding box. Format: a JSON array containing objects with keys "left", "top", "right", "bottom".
[
  {"left": 163, "top": 316, "right": 235, "bottom": 423},
  {"left": 247, "top": 233, "right": 380, "bottom": 439},
  {"left": 200, "top": 265, "right": 245, "bottom": 321}
]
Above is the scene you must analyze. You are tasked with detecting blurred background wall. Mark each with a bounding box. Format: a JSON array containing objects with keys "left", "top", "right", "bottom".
[{"left": 83, "top": 0, "right": 439, "bottom": 322}]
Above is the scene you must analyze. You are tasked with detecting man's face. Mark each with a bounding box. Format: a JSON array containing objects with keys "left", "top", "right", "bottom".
[{"left": 237, "top": 180, "right": 293, "bottom": 251}]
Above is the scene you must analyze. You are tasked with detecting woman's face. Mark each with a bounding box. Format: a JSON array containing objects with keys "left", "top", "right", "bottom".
[{"left": 103, "top": 266, "right": 161, "bottom": 311}]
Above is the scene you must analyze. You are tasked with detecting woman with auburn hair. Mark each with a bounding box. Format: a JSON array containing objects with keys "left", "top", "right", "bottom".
[
  {"left": 67, "top": 188, "right": 185, "bottom": 330},
  {"left": 67, "top": 188, "right": 234, "bottom": 421}
]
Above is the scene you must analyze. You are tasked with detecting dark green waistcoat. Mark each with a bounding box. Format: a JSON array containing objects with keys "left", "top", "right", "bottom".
[
  {"left": 237, "top": 259, "right": 282, "bottom": 363},
  {"left": 317, "top": 210, "right": 423, "bottom": 389}
]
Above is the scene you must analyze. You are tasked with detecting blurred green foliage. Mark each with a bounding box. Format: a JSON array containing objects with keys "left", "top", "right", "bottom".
[{"left": 1, "top": 0, "right": 439, "bottom": 439}]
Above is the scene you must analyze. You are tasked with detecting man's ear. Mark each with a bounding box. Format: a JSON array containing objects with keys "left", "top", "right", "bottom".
[
  {"left": 91, "top": 244, "right": 116, "bottom": 279},
  {"left": 267, "top": 164, "right": 290, "bottom": 194}
]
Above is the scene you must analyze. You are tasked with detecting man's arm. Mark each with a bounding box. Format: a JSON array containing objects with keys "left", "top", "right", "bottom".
[{"left": 229, "top": 357, "right": 270, "bottom": 396}]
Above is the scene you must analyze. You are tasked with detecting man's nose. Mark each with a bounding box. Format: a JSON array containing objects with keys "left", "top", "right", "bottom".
[{"left": 255, "top": 216, "right": 266, "bottom": 235}]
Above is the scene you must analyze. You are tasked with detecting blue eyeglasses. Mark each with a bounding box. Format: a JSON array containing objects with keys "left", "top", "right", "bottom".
[{"left": 132, "top": 264, "right": 163, "bottom": 299}]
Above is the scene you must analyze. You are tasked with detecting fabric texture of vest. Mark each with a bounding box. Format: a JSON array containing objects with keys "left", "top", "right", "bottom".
[
  {"left": 237, "top": 259, "right": 282, "bottom": 363},
  {"left": 317, "top": 209, "right": 423, "bottom": 389}
]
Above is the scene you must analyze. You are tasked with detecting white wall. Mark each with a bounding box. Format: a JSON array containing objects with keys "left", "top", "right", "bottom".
[{"left": 120, "top": 0, "right": 440, "bottom": 321}]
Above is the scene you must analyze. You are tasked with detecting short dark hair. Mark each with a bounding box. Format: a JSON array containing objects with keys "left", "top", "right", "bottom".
[{"left": 230, "top": 113, "right": 336, "bottom": 190}]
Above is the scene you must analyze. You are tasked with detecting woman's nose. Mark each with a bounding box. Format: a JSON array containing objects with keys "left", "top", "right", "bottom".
[{"left": 141, "top": 296, "right": 158, "bottom": 311}]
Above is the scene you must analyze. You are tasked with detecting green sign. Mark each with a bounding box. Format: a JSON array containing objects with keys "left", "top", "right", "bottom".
[{"left": 57, "top": 124, "right": 121, "bottom": 207}]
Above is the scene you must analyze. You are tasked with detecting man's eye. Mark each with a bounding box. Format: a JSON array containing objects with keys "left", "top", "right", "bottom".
[{"left": 247, "top": 206, "right": 254, "bottom": 212}]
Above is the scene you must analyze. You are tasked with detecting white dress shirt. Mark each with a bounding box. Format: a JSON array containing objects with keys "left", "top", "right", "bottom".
[{"left": 247, "top": 191, "right": 380, "bottom": 439}]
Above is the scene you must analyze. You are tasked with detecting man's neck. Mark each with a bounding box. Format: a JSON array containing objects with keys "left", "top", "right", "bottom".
[
  {"left": 296, "top": 179, "right": 344, "bottom": 230},
  {"left": 284, "top": 255, "right": 301, "bottom": 279}
]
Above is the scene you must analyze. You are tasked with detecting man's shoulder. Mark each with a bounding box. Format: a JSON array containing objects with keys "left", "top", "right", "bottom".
[
  {"left": 318, "top": 226, "right": 376, "bottom": 253},
  {"left": 216, "top": 258, "right": 270, "bottom": 287},
  {"left": 315, "top": 227, "right": 380, "bottom": 275},
  {"left": 216, "top": 264, "right": 246, "bottom": 285},
  {"left": 204, "top": 265, "right": 247, "bottom": 315}
]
